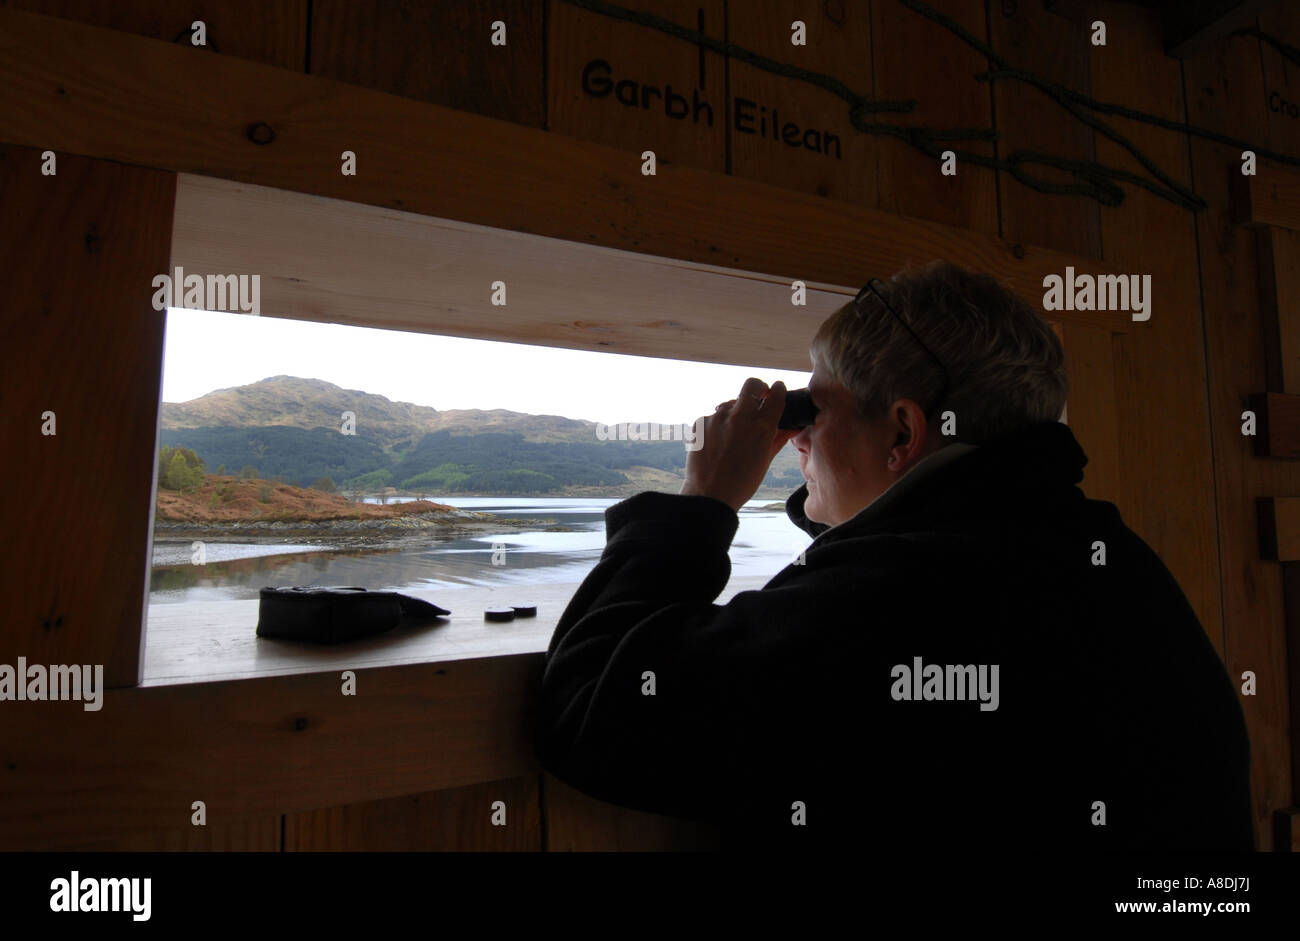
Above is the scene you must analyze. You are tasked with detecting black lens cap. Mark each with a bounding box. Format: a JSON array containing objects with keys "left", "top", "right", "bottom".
[
  {"left": 511, "top": 604, "right": 537, "bottom": 618},
  {"left": 485, "top": 607, "right": 516, "bottom": 622}
]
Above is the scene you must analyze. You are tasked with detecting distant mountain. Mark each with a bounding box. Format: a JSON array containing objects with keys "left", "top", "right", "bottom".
[
  {"left": 159, "top": 376, "right": 804, "bottom": 496},
  {"left": 160, "top": 375, "right": 597, "bottom": 450}
]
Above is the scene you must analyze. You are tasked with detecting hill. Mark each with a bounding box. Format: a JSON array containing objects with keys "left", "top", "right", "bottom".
[
  {"left": 160, "top": 375, "right": 597, "bottom": 449},
  {"left": 159, "top": 376, "right": 805, "bottom": 497}
]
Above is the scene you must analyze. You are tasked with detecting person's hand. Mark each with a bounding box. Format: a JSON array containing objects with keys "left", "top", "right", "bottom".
[{"left": 680, "top": 378, "right": 798, "bottom": 512}]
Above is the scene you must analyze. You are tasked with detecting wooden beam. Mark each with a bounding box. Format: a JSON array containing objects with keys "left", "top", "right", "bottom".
[
  {"left": 1248, "top": 392, "right": 1300, "bottom": 457},
  {"left": 1256, "top": 497, "right": 1300, "bottom": 560},
  {"left": 1257, "top": 5, "right": 1300, "bottom": 172},
  {"left": 50, "top": 814, "right": 281, "bottom": 851},
  {"left": 1275, "top": 806, "right": 1300, "bottom": 851},
  {"left": 1257, "top": 226, "right": 1300, "bottom": 394},
  {"left": 1163, "top": 0, "right": 1278, "bottom": 58},
  {"left": 1279, "top": 562, "right": 1300, "bottom": 828},
  {"left": 0, "top": 0, "right": 308, "bottom": 70},
  {"left": 311, "top": 0, "right": 544, "bottom": 125},
  {"left": 541, "top": 771, "right": 720, "bottom": 850},
  {"left": 0, "top": 144, "right": 174, "bottom": 688},
  {"left": 168, "top": 172, "right": 1127, "bottom": 368},
  {"left": 0, "top": 6, "right": 1135, "bottom": 339},
  {"left": 284, "top": 776, "right": 542, "bottom": 850},
  {"left": 171, "top": 174, "right": 856, "bottom": 369},
  {"left": 1233, "top": 161, "right": 1300, "bottom": 231},
  {"left": 1180, "top": 9, "right": 1293, "bottom": 848},
  {"left": 0, "top": 654, "right": 542, "bottom": 851}
]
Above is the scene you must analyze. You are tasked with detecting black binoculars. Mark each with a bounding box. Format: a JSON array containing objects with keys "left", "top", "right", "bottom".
[{"left": 778, "top": 388, "right": 818, "bottom": 430}]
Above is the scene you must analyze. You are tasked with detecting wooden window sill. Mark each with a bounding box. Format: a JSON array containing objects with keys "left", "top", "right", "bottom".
[{"left": 142, "top": 575, "right": 776, "bottom": 686}]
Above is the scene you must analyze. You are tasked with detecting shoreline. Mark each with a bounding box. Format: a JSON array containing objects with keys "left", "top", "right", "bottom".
[
  {"left": 151, "top": 513, "right": 559, "bottom": 554},
  {"left": 360, "top": 489, "right": 796, "bottom": 502},
  {"left": 151, "top": 492, "right": 794, "bottom": 557}
]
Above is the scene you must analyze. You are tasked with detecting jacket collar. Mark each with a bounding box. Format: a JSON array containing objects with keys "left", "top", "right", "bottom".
[{"left": 785, "top": 420, "right": 1088, "bottom": 541}]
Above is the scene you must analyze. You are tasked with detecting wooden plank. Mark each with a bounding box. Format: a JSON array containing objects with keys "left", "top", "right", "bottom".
[
  {"left": 169, "top": 173, "right": 1128, "bottom": 386},
  {"left": 1256, "top": 497, "right": 1300, "bottom": 560},
  {"left": 990, "top": 0, "right": 1138, "bottom": 570},
  {"left": 1185, "top": 24, "right": 1295, "bottom": 849},
  {"left": 727, "top": 1, "right": 876, "bottom": 206},
  {"left": 0, "top": 144, "right": 174, "bottom": 688},
  {"left": 0, "top": 6, "right": 1137, "bottom": 341},
  {"left": 1257, "top": 226, "right": 1300, "bottom": 393},
  {"left": 1251, "top": 0, "right": 1300, "bottom": 148},
  {"left": 1235, "top": 164, "right": 1300, "bottom": 230},
  {"left": 311, "top": 0, "right": 544, "bottom": 126},
  {"left": 47, "top": 815, "right": 281, "bottom": 851},
  {"left": 871, "top": 0, "right": 999, "bottom": 232},
  {"left": 0, "top": 655, "right": 542, "bottom": 850},
  {"left": 285, "top": 776, "right": 540, "bottom": 850},
  {"left": 143, "top": 577, "right": 775, "bottom": 685},
  {"left": 990, "top": 0, "right": 1102, "bottom": 259},
  {"left": 548, "top": 0, "right": 726, "bottom": 171},
  {"left": 541, "top": 772, "right": 720, "bottom": 850},
  {"left": 1279, "top": 562, "right": 1300, "bottom": 806},
  {"left": 169, "top": 174, "right": 845, "bottom": 369},
  {"left": 0, "top": 0, "right": 307, "bottom": 70},
  {"left": 1275, "top": 806, "right": 1300, "bottom": 850},
  {"left": 1090, "top": 1, "right": 1223, "bottom": 655},
  {"left": 1248, "top": 392, "right": 1300, "bottom": 457},
  {"left": 1256, "top": 4, "right": 1300, "bottom": 223},
  {"left": 144, "top": 584, "right": 573, "bottom": 686},
  {"left": 1166, "top": 0, "right": 1277, "bottom": 58}
]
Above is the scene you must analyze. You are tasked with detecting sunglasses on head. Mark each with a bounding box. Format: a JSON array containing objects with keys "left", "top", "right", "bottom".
[{"left": 777, "top": 279, "right": 950, "bottom": 430}]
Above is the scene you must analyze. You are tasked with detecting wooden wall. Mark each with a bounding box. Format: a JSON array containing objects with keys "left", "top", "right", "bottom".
[
  {"left": 0, "top": 0, "right": 308, "bottom": 68},
  {"left": 0, "top": 0, "right": 1295, "bottom": 850},
  {"left": 0, "top": 146, "right": 173, "bottom": 689},
  {"left": 1191, "top": 3, "right": 1300, "bottom": 850}
]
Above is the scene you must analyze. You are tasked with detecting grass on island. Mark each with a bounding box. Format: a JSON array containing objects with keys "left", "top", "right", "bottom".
[{"left": 155, "top": 475, "right": 457, "bottom": 524}]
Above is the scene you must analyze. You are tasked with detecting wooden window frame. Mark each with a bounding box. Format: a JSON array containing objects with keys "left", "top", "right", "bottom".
[{"left": 0, "top": 6, "right": 1133, "bottom": 849}]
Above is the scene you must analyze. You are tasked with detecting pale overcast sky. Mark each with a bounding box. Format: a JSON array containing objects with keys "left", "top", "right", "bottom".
[{"left": 162, "top": 308, "right": 813, "bottom": 426}]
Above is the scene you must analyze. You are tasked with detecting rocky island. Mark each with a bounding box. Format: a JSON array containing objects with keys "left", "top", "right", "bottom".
[{"left": 153, "top": 474, "right": 553, "bottom": 552}]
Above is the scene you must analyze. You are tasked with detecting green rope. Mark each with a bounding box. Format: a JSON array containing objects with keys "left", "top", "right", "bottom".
[
  {"left": 1234, "top": 25, "right": 1300, "bottom": 69},
  {"left": 899, "top": 0, "right": 1199, "bottom": 208},
  {"left": 559, "top": 0, "right": 1300, "bottom": 212}
]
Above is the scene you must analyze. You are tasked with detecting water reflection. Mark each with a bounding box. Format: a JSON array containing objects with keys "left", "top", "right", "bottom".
[{"left": 149, "top": 497, "right": 809, "bottom": 604}]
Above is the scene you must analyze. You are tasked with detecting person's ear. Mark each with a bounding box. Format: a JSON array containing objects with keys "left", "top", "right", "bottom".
[
  {"left": 893, "top": 402, "right": 913, "bottom": 446},
  {"left": 891, "top": 402, "right": 932, "bottom": 465}
]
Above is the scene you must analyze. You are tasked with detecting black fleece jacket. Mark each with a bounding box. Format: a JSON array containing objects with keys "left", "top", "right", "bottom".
[{"left": 534, "top": 421, "right": 1254, "bottom": 851}]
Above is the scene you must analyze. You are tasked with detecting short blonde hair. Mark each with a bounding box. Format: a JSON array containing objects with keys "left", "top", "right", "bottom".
[{"left": 809, "top": 260, "right": 1068, "bottom": 445}]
